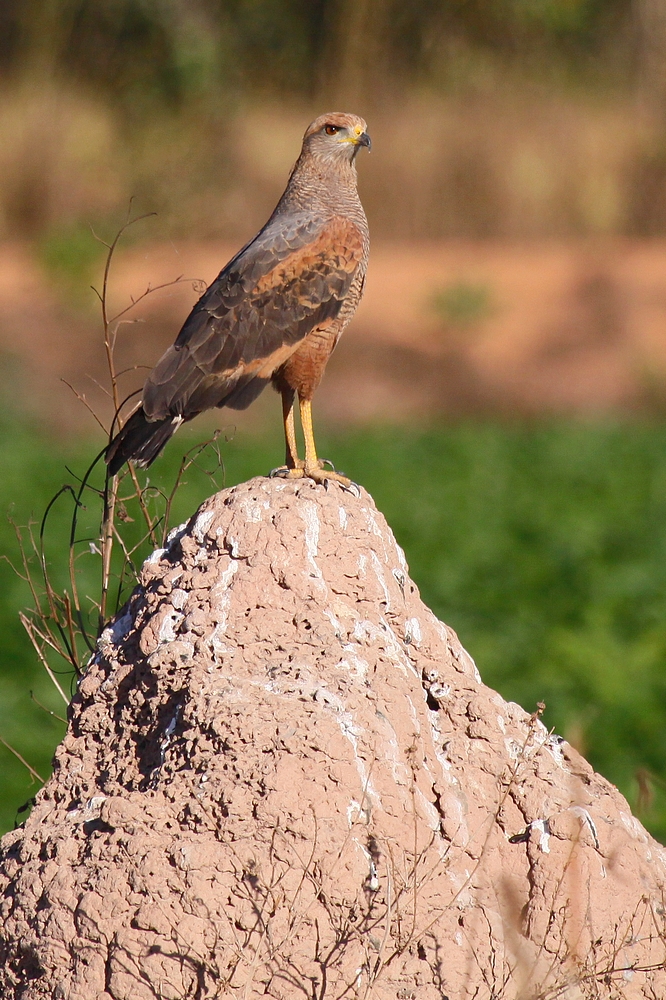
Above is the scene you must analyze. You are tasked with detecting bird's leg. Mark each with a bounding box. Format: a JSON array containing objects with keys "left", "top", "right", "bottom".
[
  {"left": 270, "top": 388, "right": 305, "bottom": 477},
  {"left": 283, "top": 388, "right": 303, "bottom": 469},
  {"left": 300, "top": 397, "right": 351, "bottom": 486},
  {"left": 270, "top": 393, "right": 353, "bottom": 486}
]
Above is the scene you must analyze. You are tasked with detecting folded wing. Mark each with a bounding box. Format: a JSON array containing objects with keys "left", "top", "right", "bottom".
[{"left": 143, "top": 213, "right": 365, "bottom": 420}]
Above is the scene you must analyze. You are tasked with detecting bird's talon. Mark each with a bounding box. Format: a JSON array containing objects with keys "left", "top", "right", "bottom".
[
  {"left": 270, "top": 465, "right": 304, "bottom": 479},
  {"left": 293, "top": 465, "right": 343, "bottom": 486},
  {"left": 319, "top": 458, "right": 335, "bottom": 470},
  {"left": 343, "top": 481, "right": 361, "bottom": 497}
]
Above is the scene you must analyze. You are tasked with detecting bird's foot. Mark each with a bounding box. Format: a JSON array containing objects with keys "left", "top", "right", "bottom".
[
  {"left": 270, "top": 461, "right": 304, "bottom": 478},
  {"left": 269, "top": 460, "right": 358, "bottom": 493},
  {"left": 305, "top": 465, "right": 352, "bottom": 488}
]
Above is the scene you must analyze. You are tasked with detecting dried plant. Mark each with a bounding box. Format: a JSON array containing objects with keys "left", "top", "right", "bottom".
[{"left": 4, "top": 205, "right": 224, "bottom": 783}]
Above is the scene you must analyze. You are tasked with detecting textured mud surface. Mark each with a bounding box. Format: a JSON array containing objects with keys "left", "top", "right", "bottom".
[{"left": 1, "top": 477, "right": 666, "bottom": 998}]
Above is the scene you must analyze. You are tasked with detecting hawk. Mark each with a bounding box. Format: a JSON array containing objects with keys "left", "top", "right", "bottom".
[{"left": 105, "top": 112, "right": 371, "bottom": 487}]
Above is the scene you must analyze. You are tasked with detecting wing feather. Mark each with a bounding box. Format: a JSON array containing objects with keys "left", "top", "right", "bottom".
[{"left": 142, "top": 213, "right": 365, "bottom": 420}]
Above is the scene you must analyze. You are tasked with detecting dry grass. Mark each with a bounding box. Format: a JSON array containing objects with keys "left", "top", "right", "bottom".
[{"left": 0, "top": 81, "right": 665, "bottom": 245}]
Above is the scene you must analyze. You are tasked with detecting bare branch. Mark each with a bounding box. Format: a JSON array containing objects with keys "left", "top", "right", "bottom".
[
  {"left": 107, "top": 273, "right": 200, "bottom": 328},
  {"left": 20, "top": 613, "right": 70, "bottom": 706},
  {"left": 0, "top": 736, "right": 44, "bottom": 784},
  {"left": 30, "top": 691, "right": 67, "bottom": 725},
  {"left": 61, "top": 379, "right": 108, "bottom": 433}
]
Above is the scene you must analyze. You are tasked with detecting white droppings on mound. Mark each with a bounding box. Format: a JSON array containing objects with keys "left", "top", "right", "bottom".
[{"left": 1, "top": 476, "right": 665, "bottom": 1000}]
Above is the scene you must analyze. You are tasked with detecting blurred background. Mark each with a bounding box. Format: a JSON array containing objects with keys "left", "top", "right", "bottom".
[{"left": 4, "top": 0, "right": 666, "bottom": 839}]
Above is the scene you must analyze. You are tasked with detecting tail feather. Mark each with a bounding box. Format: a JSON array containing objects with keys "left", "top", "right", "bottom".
[{"left": 105, "top": 409, "right": 182, "bottom": 476}]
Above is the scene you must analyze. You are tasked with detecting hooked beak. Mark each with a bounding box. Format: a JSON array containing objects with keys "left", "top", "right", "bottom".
[{"left": 343, "top": 129, "right": 371, "bottom": 151}]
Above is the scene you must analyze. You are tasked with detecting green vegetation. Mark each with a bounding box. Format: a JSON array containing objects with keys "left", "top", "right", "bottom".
[
  {"left": 0, "top": 1, "right": 633, "bottom": 112},
  {"left": 36, "top": 223, "right": 108, "bottom": 303},
  {"left": 432, "top": 281, "right": 495, "bottom": 328},
  {"left": 3, "top": 417, "right": 666, "bottom": 840}
]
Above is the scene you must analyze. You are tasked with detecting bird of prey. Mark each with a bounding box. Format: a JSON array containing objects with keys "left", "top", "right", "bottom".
[{"left": 105, "top": 111, "right": 371, "bottom": 487}]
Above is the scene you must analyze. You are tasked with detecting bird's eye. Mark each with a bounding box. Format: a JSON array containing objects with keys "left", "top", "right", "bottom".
[{"left": 324, "top": 124, "right": 341, "bottom": 136}]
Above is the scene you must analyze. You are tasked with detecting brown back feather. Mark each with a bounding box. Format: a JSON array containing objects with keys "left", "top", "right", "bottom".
[{"left": 143, "top": 215, "right": 365, "bottom": 421}]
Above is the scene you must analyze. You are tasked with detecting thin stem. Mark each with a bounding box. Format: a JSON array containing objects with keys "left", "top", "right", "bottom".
[
  {"left": 19, "top": 614, "right": 69, "bottom": 706},
  {"left": 99, "top": 476, "right": 117, "bottom": 628},
  {"left": 0, "top": 736, "right": 44, "bottom": 784}
]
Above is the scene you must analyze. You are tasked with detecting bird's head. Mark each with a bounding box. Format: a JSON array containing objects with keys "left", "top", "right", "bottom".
[{"left": 302, "top": 112, "right": 371, "bottom": 166}]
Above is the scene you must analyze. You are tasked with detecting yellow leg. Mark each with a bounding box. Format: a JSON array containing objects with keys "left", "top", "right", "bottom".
[
  {"left": 300, "top": 397, "right": 351, "bottom": 486},
  {"left": 300, "top": 397, "right": 319, "bottom": 471},
  {"left": 282, "top": 389, "right": 300, "bottom": 469},
  {"left": 270, "top": 394, "right": 354, "bottom": 488},
  {"left": 270, "top": 389, "right": 304, "bottom": 477}
]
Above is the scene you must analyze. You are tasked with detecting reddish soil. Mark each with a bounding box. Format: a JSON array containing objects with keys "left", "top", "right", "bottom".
[{"left": 2, "top": 238, "right": 666, "bottom": 432}]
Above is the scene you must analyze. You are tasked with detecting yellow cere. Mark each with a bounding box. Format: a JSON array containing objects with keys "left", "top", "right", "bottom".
[{"left": 341, "top": 126, "right": 364, "bottom": 145}]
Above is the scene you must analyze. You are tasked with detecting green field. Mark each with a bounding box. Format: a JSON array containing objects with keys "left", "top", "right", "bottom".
[{"left": 3, "top": 417, "right": 666, "bottom": 840}]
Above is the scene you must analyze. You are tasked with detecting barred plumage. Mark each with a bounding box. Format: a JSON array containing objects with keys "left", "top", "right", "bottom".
[{"left": 106, "top": 112, "right": 370, "bottom": 485}]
